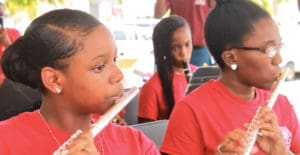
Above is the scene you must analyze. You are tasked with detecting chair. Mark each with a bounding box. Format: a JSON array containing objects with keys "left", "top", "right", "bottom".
[
  {"left": 123, "top": 90, "right": 139, "bottom": 125},
  {"left": 0, "top": 79, "right": 42, "bottom": 121},
  {"left": 186, "top": 66, "right": 221, "bottom": 94},
  {"left": 131, "top": 120, "right": 168, "bottom": 148}
]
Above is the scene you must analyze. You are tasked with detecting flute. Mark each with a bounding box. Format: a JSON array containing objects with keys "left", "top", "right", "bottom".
[
  {"left": 53, "top": 86, "right": 139, "bottom": 155},
  {"left": 182, "top": 61, "right": 192, "bottom": 83},
  {"left": 243, "top": 67, "right": 290, "bottom": 155}
]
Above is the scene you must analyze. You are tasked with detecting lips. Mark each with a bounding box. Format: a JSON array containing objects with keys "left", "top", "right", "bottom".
[{"left": 110, "top": 90, "right": 124, "bottom": 104}]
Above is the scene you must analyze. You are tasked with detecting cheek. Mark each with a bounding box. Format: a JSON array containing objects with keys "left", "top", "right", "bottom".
[{"left": 172, "top": 52, "right": 180, "bottom": 60}]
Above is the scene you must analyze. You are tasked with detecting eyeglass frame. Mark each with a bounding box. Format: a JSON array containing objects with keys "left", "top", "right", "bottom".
[{"left": 232, "top": 43, "right": 284, "bottom": 58}]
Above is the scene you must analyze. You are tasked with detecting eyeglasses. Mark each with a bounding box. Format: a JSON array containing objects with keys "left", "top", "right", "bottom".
[{"left": 234, "top": 44, "right": 284, "bottom": 58}]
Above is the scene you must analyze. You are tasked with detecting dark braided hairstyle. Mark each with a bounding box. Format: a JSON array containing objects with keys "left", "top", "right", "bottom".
[
  {"left": 1, "top": 9, "right": 101, "bottom": 93},
  {"left": 204, "top": 0, "right": 270, "bottom": 70},
  {"left": 152, "top": 15, "right": 190, "bottom": 116}
]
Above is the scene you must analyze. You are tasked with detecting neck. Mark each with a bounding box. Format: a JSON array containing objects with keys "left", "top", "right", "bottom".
[
  {"left": 220, "top": 72, "right": 255, "bottom": 101},
  {"left": 173, "top": 66, "right": 185, "bottom": 74},
  {"left": 39, "top": 100, "right": 92, "bottom": 134}
]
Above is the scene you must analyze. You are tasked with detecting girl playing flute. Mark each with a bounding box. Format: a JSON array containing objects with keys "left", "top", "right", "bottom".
[
  {"left": 138, "top": 15, "right": 197, "bottom": 123},
  {"left": 160, "top": 0, "right": 300, "bottom": 154},
  {"left": 0, "top": 9, "right": 160, "bottom": 155}
]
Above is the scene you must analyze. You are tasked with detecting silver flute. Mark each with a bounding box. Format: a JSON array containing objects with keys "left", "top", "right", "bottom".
[
  {"left": 182, "top": 61, "right": 192, "bottom": 83},
  {"left": 53, "top": 86, "right": 139, "bottom": 155},
  {"left": 243, "top": 67, "right": 290, "bottom": 155}
]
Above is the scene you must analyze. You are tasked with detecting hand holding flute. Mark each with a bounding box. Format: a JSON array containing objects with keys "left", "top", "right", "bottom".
[
  {"left": 60, "top": 131, "right": 100, "bottom": 155},
  {"left": 216, "top": 67, "right": 293, "bottom": 155}
]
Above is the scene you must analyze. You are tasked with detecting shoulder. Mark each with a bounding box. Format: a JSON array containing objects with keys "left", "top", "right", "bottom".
[
  {"left": 179, "top": 79, "right": 221, "bottom": 109},
  {"left": 186, "top": 79, "right": 219, "bottom": 98},
  {"left": 141, "top": 72, "right": 161, "bottom": 92},
  {"left": 5, "top": 28, "right": 22, "bottom": 37},
  {"left": 0, "top": 111, "right": 37, "bottom": 132},
  {"left": 0, "top": 112, "right": 32, "bottom": 141},
  {"left": 144, "top": 72, "right": 160, "bottom": 85}
]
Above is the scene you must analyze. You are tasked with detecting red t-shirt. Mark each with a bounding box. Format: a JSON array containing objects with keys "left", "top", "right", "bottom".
[
  {"left": 0, "top": 110, "right": 160, "bottom": 155},
  {"left": 138, "top": 64, "right": 197, "bottom": 120},
  {"left": 0, "top": 28, "right": 22, "bottom": 85},
  {"left": 166, "top": 0, "right": 213, "bottom": 46},
  {"left": 161, "top": 79, "right": 300, "bottom": 155}
]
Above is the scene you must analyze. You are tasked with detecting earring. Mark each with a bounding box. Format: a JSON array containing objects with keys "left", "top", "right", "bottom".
[
  {"left": 163, "top": 56, "right": 167, "bottom": 60},
  {"left": 230, "top": 64, "right": 238, "bottom": 71},
  {"left": 55, "top": 86, "right": 62, "bottom": 94}
]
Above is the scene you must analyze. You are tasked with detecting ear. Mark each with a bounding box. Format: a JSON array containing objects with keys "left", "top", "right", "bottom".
[
  {"left": 41, "top": 67, "right": 63, "bottom": 94},
  {"left": 221, "top": 50, "right": 237, "bottom": 67}
]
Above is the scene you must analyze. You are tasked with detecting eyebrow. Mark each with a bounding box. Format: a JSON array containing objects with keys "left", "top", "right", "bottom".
[
  {"left": 92, "top": 48, "right": 118, "bottom": 61},
  {"left": 92, "top": 53, "right": 107, "bottom": 61}
]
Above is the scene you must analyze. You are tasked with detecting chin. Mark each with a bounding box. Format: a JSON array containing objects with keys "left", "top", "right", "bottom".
[{"left": 264, "top": 80, "right": 278, "bottom": 91}]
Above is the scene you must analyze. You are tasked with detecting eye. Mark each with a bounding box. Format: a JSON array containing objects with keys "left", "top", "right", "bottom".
[
  {"left": 93, "top": 64, "right": 105, "bottom": 73},
  {"left": 172, "top": 45, "right": 180, "bottom": 51},
  {"left": 185, "top": 41, "right": 191, "bottom": 47},
  {"left": 113, "top": 56, "right": 118, "bottom": 62}
]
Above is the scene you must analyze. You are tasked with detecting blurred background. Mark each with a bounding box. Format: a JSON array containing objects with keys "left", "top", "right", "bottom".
[{"left": 2, "top": 0, "right": 300, "bottom": 116}]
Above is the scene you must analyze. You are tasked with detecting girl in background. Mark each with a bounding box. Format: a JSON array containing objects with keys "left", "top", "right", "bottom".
[{"left": 138, "top": 15, "right": 197, "bottom": 123}]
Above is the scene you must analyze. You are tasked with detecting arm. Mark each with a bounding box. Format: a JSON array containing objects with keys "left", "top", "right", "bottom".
[
  {"left": 298, "top": 0, "right": 300, "bottom": 12},
  {"left": 138, "top": 83, "right": 160, "bottom": 122},
  {"left": 0, "top": 29, "right": 12, "bottom": 48},
  {"left": 154, "top": 0, "right": 169, "bottom": 18}
]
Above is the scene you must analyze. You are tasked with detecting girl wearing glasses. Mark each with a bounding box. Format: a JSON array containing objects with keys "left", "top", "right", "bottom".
[{"left": 160, "top": 0, "right": 300, "bottom": 154}]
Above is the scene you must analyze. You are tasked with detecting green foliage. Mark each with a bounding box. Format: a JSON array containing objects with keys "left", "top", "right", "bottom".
[
  {"left": 252, "top": 0, "right": 289, "bottom": 15},
  {"left": 4, "top": 0, "right": 64, "bottom": 18}
]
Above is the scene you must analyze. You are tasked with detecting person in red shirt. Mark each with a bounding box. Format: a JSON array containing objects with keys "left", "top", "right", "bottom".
[
  {"left": 138, "top": 15, "right": 197, "bottom": 123},
  {"left": 0, "top": 2, "right": 21, "bottom": 85},
  {"left": 0, "top": 9, "right": 160, "bottom": 155},
  {"left": 154, "top": 0, "right": 214, "bottom": 67},
  {"left": 160, "top": 0, "right": 300, "bottom": 154}
]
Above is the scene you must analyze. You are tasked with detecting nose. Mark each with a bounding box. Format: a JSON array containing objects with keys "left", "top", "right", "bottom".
[
  {"left": 272, "top": 50, "right": 282, "bottom": 65},
  {"left": 180, "top": 46, "right": 192, "bottom": 61},
  {"left": 110, "top": 64, "right": 124, "bottom": 84}
]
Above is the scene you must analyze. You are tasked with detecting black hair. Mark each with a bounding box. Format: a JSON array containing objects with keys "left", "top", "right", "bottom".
[
  {"left": 152, "top": 15, "right": 190, "bottom": 116},
  {"left": 204, "top": 0, "right": 270, "bottom": 70},
  {"left": 1, "top": 9, "right": 101, "bottom": 92}
]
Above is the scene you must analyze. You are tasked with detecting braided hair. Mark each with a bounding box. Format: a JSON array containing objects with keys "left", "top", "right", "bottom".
[{"left": 152, "top": 15, "right": 190, "bottom": 116}]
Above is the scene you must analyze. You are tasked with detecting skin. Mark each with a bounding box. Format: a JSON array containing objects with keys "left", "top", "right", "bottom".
[
  {"left": 171, "top": 26, "right": 193, "bottom": 73},
  {"left": 39, "top": 25, "right": 123, "bottom": 154},
  {"left": 0, "top": 4, "right": 12, "bottom": 47},
  {"left": 154, "top": 0, "right": 168, "bottom": 18},
  {"left": 221, "top": 17, "right": 282, "bottom": 101},
  {"left": 216, "top": 17, "right": 297, "bottom": 155},
  {"left": 137, "top": 25, "right": 192, "bottom": 123}
]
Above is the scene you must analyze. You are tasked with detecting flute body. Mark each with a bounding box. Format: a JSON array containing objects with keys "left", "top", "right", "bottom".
[
  {"left": 243, "top": 67, "right": 290, "bottom": 155},
  {"left": 182, "top": 61, "right": 192, "bottom": 83},
  {"left": 53, "top": 86, "right": 139, "bottom": 155},
  {"left": 91, "top": 86, "right": 139, "bottom": 137}
]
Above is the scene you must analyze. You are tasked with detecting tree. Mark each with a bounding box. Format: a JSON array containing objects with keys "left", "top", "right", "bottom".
[
  {"left": 4, "top": 0, "right": 64, "bottom": 18},
  {"left": 252, "top": 0, "right": 289, "bottom": 16}
]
